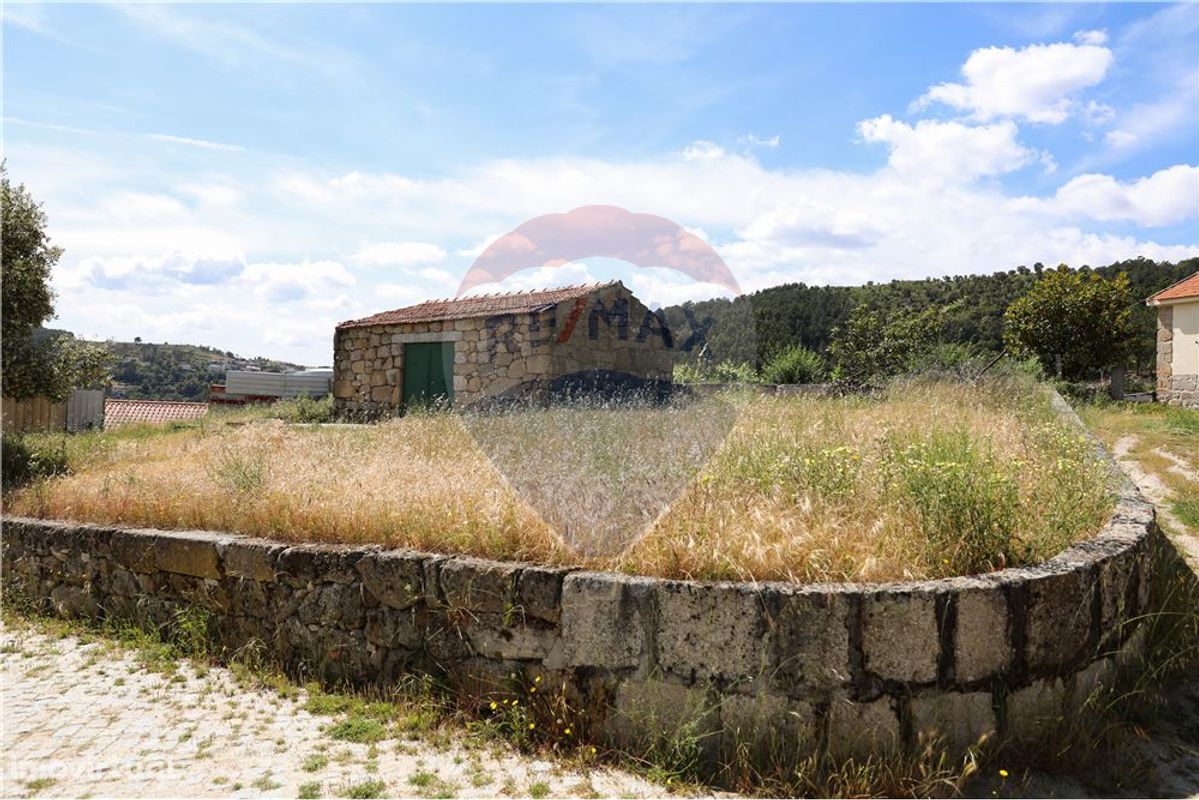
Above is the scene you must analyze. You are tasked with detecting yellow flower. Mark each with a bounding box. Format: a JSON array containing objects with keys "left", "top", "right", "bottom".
[
  {"left": 999, "top": 769, "right": 1009, "bottom": 778},
  {"left": 534, "top": 676, "right": 542, "bottom": 683},
  {"left": 530, "top": 686, "right": 537, "bottom": 693},
  {"left": 564, "top": 728, "right": 572, "bottom": 735},
  {"left": 489, "top": 701, "right": 498, "bottom": 710},
  {"left": 512, "top": 700, "right": 518, "bottom": 706},
  {"left": 589, "top": 747, "right": 597, "bottom": 754},
  {"left": 528, "top": 722, "right": 535, "bottom": 730}
]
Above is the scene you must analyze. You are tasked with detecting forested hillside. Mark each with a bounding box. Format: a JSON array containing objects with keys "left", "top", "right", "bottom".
[
  {"left": 106, "top": 340, "right": 303, "bottom": 401},
  {"left": 661, "top": 256, "right": 1198, "bottom": 373}
]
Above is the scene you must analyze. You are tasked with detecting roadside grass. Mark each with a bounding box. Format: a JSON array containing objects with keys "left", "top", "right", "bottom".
[{"left": 6, "top": 375, "right": 1111, "bottom": 583}]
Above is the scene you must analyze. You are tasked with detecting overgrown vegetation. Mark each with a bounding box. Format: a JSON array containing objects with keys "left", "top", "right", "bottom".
[{"left": 6, "top": 374, "right": 1111, "bottom": 582}]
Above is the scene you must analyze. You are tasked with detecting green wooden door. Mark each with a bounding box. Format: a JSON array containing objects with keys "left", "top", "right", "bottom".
[{"left": 402, "top": 342, "right": 454, "bottom": 410}]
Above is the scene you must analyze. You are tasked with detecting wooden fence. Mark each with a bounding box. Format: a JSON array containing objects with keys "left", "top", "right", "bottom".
[{"left": 2, "top": 390, "right": 106, "bottom": 434}]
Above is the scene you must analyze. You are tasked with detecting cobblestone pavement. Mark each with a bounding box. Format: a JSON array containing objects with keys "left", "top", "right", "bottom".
[{"left": 0, "top": 622, "right": 663, "bottom": 799}]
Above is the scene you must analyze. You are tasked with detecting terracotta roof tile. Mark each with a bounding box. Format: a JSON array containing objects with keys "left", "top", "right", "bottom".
[
  {"left": 337, "top": 282, "right": 618, "bottom": 329},
  {"left": 1149, "top": 272, "right": 1199, "bottom": 303},
  {"left": 104, "top": 399, "right": 208, "bottom": 428}
]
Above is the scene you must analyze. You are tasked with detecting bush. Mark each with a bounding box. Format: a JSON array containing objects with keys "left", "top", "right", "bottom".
[
  {"left": 281, "top": 393, "right": 335, "bottom": 423},
  {"left": 1, "top": 432, "right": 69, "bottom": 491},
  {"left": 672, "top": 359, "right": 759, "bottom": 384},
  {"left": 760, "top": 345, "right": 825, "bottom": 384}
]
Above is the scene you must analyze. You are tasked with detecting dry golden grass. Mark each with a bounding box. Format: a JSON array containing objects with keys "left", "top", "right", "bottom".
[{"left": 7, "top": 376, "right": 1112, "bottom": 583}]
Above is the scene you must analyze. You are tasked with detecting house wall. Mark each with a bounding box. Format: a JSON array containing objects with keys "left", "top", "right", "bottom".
[
  {"left": 1157, "top": 300, "right": 1199, "bottom": 408},
  {"left": 333, "top": 284, "right": 675, "bottom": 417}
]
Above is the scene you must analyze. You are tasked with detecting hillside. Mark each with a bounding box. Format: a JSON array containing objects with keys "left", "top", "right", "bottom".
[
  {"left": 661, "top": 256, "right": 1199, "bottom": 373},
  {"left": 104, "top": 340, "right": 304, "bottom": 401}
]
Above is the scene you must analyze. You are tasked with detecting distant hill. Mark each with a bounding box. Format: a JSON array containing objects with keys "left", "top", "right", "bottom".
[
  {"left": 101, "top": 340, "right": 304, "bottom": 401},
  {"left": 661, "top": 255, "right": 1199, "bottom": 374}
]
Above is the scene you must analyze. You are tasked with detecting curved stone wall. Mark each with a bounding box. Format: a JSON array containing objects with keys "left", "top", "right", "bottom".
[{"left": 0, "top": 395, "right": 1163, "bottom": 762}]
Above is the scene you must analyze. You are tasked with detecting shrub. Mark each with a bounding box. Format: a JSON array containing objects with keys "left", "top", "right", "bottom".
[
  {"left": 673, "top": 359, "right": 758, "bottom": 384},
  {"left": 282, "top": 394, "right": 335, "bottom": 424},
  {"left": 760, "top": 345, "right": 825, "bottom": 384},
  {"left": 1, "top": 432, "right": 68, "bottom": 491}
]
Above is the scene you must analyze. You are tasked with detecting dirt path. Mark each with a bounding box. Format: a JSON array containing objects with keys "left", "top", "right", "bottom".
[
  {"left": 1112, "top": 434, "right": 1199, "bottom": 567},
  {"left": 0, "top": 624, "right": 663, "bottom": 800}
]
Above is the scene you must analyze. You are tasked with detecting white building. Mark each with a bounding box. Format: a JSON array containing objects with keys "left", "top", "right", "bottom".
[{"left": 1148, "top": 272, "right": 1199, "bottom": 408}]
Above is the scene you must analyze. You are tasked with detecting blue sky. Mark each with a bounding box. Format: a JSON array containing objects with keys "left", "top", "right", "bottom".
[{"left": 4, "top": 2, "right": 1197, "bottom": 364}]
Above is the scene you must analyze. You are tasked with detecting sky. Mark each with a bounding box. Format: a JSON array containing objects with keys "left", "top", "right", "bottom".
[{"left": 3, "top": 2, "right": 1198, "bottom": 365}]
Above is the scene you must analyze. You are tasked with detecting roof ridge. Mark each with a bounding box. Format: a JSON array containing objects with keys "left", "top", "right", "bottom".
[{"left": 1148, "top": 270, "right": 1199, "bottom": 303}]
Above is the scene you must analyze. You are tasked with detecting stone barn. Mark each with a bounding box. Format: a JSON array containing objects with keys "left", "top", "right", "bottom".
[
  {"left": 333, "top": 281, "right": 675, "bottom": 416},
  {"left": 1148, "top": 271, "right": 1199, "bottom": 408}
]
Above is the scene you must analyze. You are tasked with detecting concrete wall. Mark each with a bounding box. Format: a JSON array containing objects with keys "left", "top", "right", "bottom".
[
  {"left": 1156, "top": 301, "right": 1199, "bottom": 408},
  {"left": 333, "top": 283, "right": 675, "bottom": 417}
]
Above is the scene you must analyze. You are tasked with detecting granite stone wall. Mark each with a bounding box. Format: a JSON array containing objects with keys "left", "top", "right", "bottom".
[{"left": 0, "top": 498, "right": 1159, "bottom": 761}]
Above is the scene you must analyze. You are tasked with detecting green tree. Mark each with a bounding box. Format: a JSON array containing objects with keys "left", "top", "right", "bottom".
[
  {"left": 828, "top": 305, "right": 946, "bottom": 385},
  {"left": 1003, "top": 266, "right": 1135, "bottom": 379},
  {"left": 2, "top": 167, "right": 110, "bottom": 399}
]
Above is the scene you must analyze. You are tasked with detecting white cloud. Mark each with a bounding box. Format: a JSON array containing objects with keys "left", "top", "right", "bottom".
[
  {"left": 1009, "top": 165, "right": 1199, "bottom": 227},
  {"left": 916, "top": 40, "right": 1112, "bottom": 123},
  {"left": 350, "top": 241, "right": 447, "bottom": 267},
  {"left": 147, "top": 133, "right": 244, "bottom": 152},
  {"left": 739, "top": 133, "right": 781, "bottom": 148},
  {"left": 17, "top": 132, "right": 1197, "bottom": 363},
  {"left": 1073, "top": 29, "right": 1108, "bottom": 46},
  {"left": 856, "top": 115, "right": 1033, "bottom": 181},
  {"left": 681, "top": 140, "right": 725, "bottom": 161}
]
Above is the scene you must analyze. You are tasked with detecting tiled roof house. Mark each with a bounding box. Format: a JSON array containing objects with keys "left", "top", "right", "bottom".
[
  {"left": 333, "top": 282, "right": 675, "bottom": 416},
  {"left": 1147, "top": 271, "right": 1199, "bottom": 408}
]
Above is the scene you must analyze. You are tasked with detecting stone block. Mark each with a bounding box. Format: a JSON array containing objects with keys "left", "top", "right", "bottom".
[
  {"left": 49, "top": 584, "right": 98, "bottom": 618},
  {"left": 357, "top": 550, "right": 426, "bottom": 610},
  {"left": 826, "top": 696, "right": 902, "bottom": 760},
  {"left": 1005, "top": 677, "right": 1067, "bottom": 743},
  {"left": 1097, "top": 545, "right": 1139, "bottom": 650},
  {"left": 954, "top": 581, "right": 1011, "bottom": 682},
  {"left": 1023, "top": 566, "right": 1093, "bottom": 674},
  {"left": 275, "top": 545, "right": 365, "bottom": 586},
  {"left": 768, "top": 586, "right": 852, "bottom": 694},
  {"left": 861, "top": 587, "right": 940, "bottom": 684},
  {"left": 459, "top": 613, "right": 558, "bottom": 660},
  {"left": 514, "top": 565, "right": 571, "bottom": 623},
  {"left": 153, "top": 533, "right": 222, "bottom": 580},
  {"left": 439, "top": 557, "right": 518, "bottom": 614},
  {"left": 720, "top": 693, "right": 818, "bottom": 759},
  {"left": 222, "top": 538, "right": 284, "bottom": 582},
  {"left": 556, "top": 572, "right": 650, "bottom": 670},
  {"left": 364, "top": 606, "right": 423, "bottom": 650},
  {"left": 910, "top": 691, "right": 996, "bottom": 753},
  {"left": 1070, "top": 656, "right": 1116, "bottom": 715},
  {"left": 656, "top": 580, "right": 768, "bottom": 684},
  {"left": 608, "top": 679, "right": 721, "bottom": 759},
  {"left": 110, "top": 528, "right": 159, "bottom": 573}
]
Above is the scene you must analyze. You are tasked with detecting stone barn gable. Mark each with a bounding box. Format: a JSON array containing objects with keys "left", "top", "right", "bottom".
[{"left": 333, "top": 281, "right": 675, "bottom": 416}]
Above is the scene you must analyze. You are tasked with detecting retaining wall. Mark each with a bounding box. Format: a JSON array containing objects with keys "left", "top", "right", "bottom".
[
  {"left": 1, "top": 501, "right": 1158, "bottom": 761},
  {"left": 0, "top": 394, "right": 1164, "bottom": 762}
]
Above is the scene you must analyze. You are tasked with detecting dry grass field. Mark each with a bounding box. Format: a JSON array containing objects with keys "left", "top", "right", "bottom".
[{"left": 7, "top": 376, "right": 1113, "bottom": 583}]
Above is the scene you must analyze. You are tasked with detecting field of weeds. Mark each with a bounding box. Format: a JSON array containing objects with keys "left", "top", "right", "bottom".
[{"left": 6, "top": 375, "right": 1113, "bottom": 583}]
